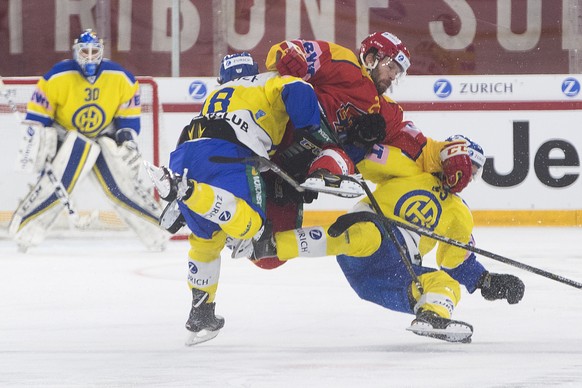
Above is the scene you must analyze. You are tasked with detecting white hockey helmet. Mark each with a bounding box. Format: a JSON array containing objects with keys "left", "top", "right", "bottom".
[{"left": 73, "top": 29, "right": 104, "bottom": 77}]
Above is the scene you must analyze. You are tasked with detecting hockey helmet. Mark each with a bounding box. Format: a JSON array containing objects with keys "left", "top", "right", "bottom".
[
  {"left": 73, "top": 29, "right": 104, "bottom": 77},
  {"left": 446, "top": 134, "right": 486, "bottom": 177},
  {"left": 218, "top": 52, "right": 259, "bottom": 84},
  {"left": 360, "top": 32, "right": 411, "bottom": 76}
]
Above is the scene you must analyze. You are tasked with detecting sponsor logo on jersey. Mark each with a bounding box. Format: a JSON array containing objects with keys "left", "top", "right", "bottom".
[
  {"left": 206, "top": 111, "right": 249, "bottom": 132},
  {"left": 309, "top": 229, "right": 323, "bottom": 240},
  {"left": 433, "top": 79, "right": 452, "bottom": 98},
  {"left": 255, "top": 109, "right": 266, "bottom": 120},
  {"left": 188, "top": 262, "right": 198, "bottom": 274},
  {"left": 297, "top": 228, "right": 309, "bottom": 253},
  {"left": 206, "top": 194, "right": 224, "bottom": 220},
  {"left": 189, "top": 80, "right": 208, "bottom": 100},
  {"left": 561, "top": 77, "right": 580, "bottom": 97},
  {"left": 187, "top": 273, "right": 209, "bottom": 286},
  {"left": 249, "top": 170, "right": 264, "bottom": 208},
  {"left": 218, "top": 211, "right": 231, "bottom": 222},
  {"left": 394, "top": 189, "right": 442, "bottom": 230}
]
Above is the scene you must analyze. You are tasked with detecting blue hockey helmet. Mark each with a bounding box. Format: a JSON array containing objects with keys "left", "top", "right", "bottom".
[
  {"left": 73, "top": 29, "right": 104, "bottom": 77},
  {"left": 218, "top": 52, "right": 259, "bottom": 84},
  {"left": 446, "top": 134, "right": 486, "bottom": 177}
]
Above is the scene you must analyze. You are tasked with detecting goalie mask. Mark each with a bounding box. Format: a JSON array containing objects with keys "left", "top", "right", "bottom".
[
  {"left": 218, "top": 52, "right": 259, "bottom": 84},
  {"left": 73, "top": 29, "right": 104, "bottom": 78},
  {"left": 360, "top": 32, "right": 411, "bottom": 77},
  {"left": 446, "top": 134, "right": 486, "bottom": 179}
]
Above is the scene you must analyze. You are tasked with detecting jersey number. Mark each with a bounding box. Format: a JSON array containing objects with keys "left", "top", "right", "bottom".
[
  {"left": 206, "top": 88, "right": 234, "bottom": 113},
  {"left": 84, "top": 88, "right": 100, "bottom": 101}
]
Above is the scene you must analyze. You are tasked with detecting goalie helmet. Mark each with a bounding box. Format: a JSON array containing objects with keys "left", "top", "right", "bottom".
[
  {"left": 73, "top": 29, "right": 104, "bottom": 77},
  {"left": 446, "top": 134, "right": 486, "bottom": 178},
  {"left": 360, "top": 32, "right": 411, "bottom": 76},
  {"left": 218, "top": 52, "right": 259, "bottom": 84}
]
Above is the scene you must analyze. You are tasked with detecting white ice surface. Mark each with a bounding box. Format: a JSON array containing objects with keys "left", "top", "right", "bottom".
[{"left": 1, "top": 227, "right": 582, "bottom": 387}]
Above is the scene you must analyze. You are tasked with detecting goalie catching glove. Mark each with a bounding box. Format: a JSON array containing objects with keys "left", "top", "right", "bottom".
[{"left": 144, "top": 162, "right": 193, "bottom": 202}]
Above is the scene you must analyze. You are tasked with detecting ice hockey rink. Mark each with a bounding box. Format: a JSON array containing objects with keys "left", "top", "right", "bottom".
[{"left": 1, "top": 226, "right": 581, "bottom": 387}]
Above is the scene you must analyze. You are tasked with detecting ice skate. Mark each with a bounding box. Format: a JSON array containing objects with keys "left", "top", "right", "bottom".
[
  {"left": 300, "top": 169, "right": 364, "bottom": 198},
  {"left": 406, "top": 310, "right": 473, "bottom": 343},
  {"left": 251, "top": 221, "right": 276, "bottom": 260},
  {"left": 185, "top": 290, "right": 225, "bottom": 346}
]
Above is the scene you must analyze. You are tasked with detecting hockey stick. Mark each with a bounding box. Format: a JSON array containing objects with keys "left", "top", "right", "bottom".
[
  {"left": 212, "top": 150, "right": 582, "bottom": 289},
  {"left": 208, "top": 155, "right": 363, "bottom": 197},
  {"left": 1, "top": 76, "right": 96, "bottom": 229},
  {"left": 316, "top": 106, "right": 425, "bottom": 293},
  {"left": 318, "top": 111, "right": 582, "bottom": 289},
  {"left": 382, "top": 216, "right": 582, "bottom": 289}
]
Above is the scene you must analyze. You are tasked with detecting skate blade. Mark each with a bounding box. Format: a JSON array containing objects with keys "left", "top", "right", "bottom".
[
  {"left": 185, "top": 328, "right": 221, "bottom": 346},
  {"left": 300, "top": 180, "right": 364, "bottom": 198},
  {"left": 229, "top": 238, "right": 253, "bottom": 259},
  {"left": 406, "top": 322, "right": 473, "bottom": 343}
]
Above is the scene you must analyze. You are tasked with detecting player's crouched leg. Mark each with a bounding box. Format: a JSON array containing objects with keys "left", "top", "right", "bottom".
[
  {"left": 269, "top": 221, "right": 382, "bottom": 261},
  {"left": 407, "top": 271, "right": 473, "bottom": 343}
]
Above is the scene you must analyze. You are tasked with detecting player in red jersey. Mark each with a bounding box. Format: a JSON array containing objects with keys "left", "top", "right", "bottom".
[{"left": 266, "top": 32, "right": 472, "bottom": 192}]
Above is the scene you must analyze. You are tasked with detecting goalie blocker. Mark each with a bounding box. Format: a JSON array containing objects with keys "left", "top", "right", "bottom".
[{"left": 9, "top": 130, "right": 169, "bottom": 251}]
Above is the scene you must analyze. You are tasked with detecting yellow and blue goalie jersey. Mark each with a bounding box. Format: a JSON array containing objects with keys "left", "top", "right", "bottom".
[
  {"left": 25, "top": 59, "right": 141, "bottom": 137},
  {"left": 200, "top": 71, "right": 320, "bottom": 158}
]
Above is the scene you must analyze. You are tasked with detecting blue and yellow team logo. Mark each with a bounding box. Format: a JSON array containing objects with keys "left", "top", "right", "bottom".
[
  {"left": 394, "top": 189, "right": 442, "bottom": 230},
  {"left": 72, "top": 104, "right": 106, "bottom": 136}
]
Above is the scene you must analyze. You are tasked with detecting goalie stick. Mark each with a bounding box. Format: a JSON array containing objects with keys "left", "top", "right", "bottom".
[{"left": 1, "top": 76, "right": 96, "bottom": 229}]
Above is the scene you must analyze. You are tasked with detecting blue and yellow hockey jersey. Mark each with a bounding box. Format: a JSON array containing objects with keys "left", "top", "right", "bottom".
[
  {"left": 200, "top": 71, "right": 320, "bottom": 158},
  {"left": 25, "top": 59, "right": 141, "bottom": 138}
]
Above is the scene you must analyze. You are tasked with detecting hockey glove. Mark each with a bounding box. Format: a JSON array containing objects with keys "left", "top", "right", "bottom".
[
  {"left": 346, "top": 113, "right": 386, "bottom": 149},
  {"left": 478, "top": 272, "right": 525, "bottom": 304},
  {"left": 440, "top": 141, "right": 473, "bottom": 193},
  {"left": 276, "top": 41, "right": 308, "bottom": 78}
]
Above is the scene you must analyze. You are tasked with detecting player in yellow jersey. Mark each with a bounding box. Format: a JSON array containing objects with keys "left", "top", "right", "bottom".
[
  {"left": 148, "top": 53, "right": 367, "bottom": 346},
  {"left": 252, "top": 135, "right": 525, "bottom": 343},
  {"left": 9, "top": 29, "right": 168, "bottom": 252}
]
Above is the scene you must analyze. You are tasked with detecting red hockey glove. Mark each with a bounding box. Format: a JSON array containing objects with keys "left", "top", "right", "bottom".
[
  {"left": 440, "top": 141, "right": 472, "bottom": 193},
  {"left": 276, "top": 41, "right": 308, "bottom": 78}
]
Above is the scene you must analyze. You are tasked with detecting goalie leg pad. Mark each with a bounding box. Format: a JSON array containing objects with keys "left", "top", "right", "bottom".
[
  {"left": 94, "top": 136, "right": 168, "bottom": 251},
  {"left": 15, "top": 122, "right": 58, "bottom": 173},
  {"left": 9, "top": 131, "right": 100, "bottom": 249}
]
